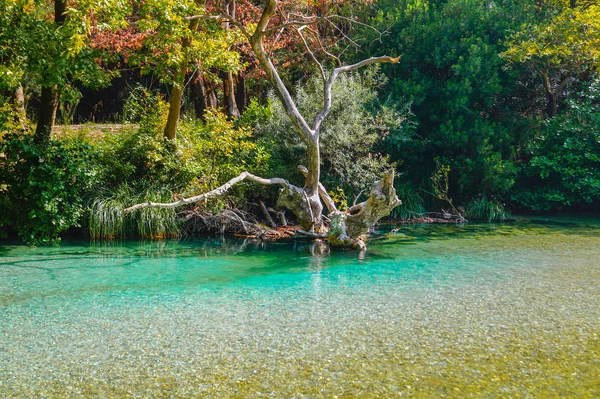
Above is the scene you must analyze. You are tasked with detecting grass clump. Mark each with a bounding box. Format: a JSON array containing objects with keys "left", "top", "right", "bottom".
[
  {"left": 88, "top": 184, "right": 181, "bottom": 239},
  {"left": 465, "top": 197, "right": 510, "bottom": 222},
  {"left": 389, "top": 184, "right": 426, "bottom": 220}
]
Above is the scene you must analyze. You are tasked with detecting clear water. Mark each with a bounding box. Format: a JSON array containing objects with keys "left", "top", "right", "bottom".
[{"left": 1, "top": 218, "right": 599, "bottom": 398}]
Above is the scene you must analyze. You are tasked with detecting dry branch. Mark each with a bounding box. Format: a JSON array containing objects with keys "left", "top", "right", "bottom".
[{"left": 124, "top": 172, "right": 290, "bottom": 213}]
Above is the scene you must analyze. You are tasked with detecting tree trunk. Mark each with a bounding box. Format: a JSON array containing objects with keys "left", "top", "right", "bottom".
[
  {"left": 164, "top": 84, "right": 183, "bottom": 140},
  {"left": 54, "top": 0, "right": 66, "bottom": 24},
  {"left": 163, "top": 20, "right": 198, "bottom": 139},
  {"left": 207, "top": 80, "right": 218, "bottom": 109},
  {"left": 221, "top": 70, "right": 240, "bottom": 118},
  {"left": 190, "top": 71, "right": 209, "bottom": 120},
  {"left": 12, "top": 84, "right": 25, "bottom": 113},
  {"left": 164, "top": 55, "right": 187, "bottom": 139},
  {"left": 546, "top": 91, "right": 557, "bottom": 118},
  {"left": 11, "top": 84, "right": 26, "bottom": 129},
  {"left": 34, "top": 85, "right": 58, "bottom": 144},
  {"left": 34, "top": 0, "right": 66, "bottom": 144},
  {"left": 234, "top": 73, "right": 247, "bottom": 113}
]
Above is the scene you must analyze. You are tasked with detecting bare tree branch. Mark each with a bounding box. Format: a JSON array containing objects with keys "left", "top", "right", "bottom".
[
  {"left": 297, "top": 26, "right": 326, "bottom": 82},
  {"left": 312, "top": 55, "right": 401, "bottom": 132},
  {"left": 184, "top": 14, "right": 227, "bottom": 21},
  {"left": 249, "top": 1, "right": 315, "bottom": 144},
  {"left": 124, "top": 172, "right": 291, "bottom": 213}
]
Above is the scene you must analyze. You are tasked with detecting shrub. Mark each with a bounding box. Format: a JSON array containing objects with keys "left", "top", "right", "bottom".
[
  {"left": 512, "top": 81, "right": 600, "bottom": 211},
  {"left": 0, "top": 132, "right": 99, "bottom": 245},
  {"left": 87, "top": 108, "right": 271, "bottom": 238}
]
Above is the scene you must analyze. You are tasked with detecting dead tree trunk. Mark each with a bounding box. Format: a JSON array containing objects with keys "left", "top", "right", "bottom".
[{"left": 125, "top": 1, "right": 403, "bottom": 248}]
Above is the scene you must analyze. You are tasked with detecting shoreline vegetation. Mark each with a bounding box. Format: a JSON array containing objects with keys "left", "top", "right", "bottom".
[{"left": 2, "top": 0, "right": 599, "bottom": 247}]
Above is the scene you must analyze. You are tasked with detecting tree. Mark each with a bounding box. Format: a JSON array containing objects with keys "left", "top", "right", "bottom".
[
  {"left": 125, "top": 0, "right": 402, "bottom": 248},
  {"left": 121, "top": 0, "right": 244, "bottom": 139},
  {"left": 257, "top": 69, "right": 412, "bottom": 197},
  {"left": 0, "top": 0, "right": 130, "bottom": 143},
  {"left": 356, "top": 0, "right": 530, "bottom": 204},
  {"left": 502, "top": 0, "right": 600, "bottom": 116}
]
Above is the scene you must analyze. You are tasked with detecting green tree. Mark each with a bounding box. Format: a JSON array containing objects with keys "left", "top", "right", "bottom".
[
  {"left": 512, "top": 78, "right": 600, "bottom": 211},
  {"left": 502, "top": 0, "right": 600, "bottom": 116},
  {"left": 362, "top": 0, "right": 531, "bottom": 203},
  {"left": 0, "top": 0, "right": 130, "bottom": 143},
  {"left": 131, "top": 0, "right": 242, "bottom": 139}
]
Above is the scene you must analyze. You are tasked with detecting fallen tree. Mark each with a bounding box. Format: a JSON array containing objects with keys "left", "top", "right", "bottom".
[{"left": 124, "top": 0, "right": 402, "bottom": 248}]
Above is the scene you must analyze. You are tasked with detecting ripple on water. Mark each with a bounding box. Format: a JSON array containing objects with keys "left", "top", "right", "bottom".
[{"left": 0, "top": 219, "right": 599, "bottom": 397}]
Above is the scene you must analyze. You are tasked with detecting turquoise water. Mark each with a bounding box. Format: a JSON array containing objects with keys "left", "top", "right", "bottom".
[{"left": 1, "top": 219, "right": 599, "bottom": 397}]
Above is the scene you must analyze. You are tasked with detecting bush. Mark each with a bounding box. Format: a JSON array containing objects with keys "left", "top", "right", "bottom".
[
  {"left": 87, "top": 107, "right": 271, "bottom": 238},
  {"left": 0, "top": 132, "right": 99, "bottom": 245},
  {"left": 121, "top": 84, "right": 161, "bottom": 124},
  {"left": 512, "top": 82, "right": 600, "bottom": 211},
  {"left": 96, "top": 107, "right": 270, "bottom": 192}
]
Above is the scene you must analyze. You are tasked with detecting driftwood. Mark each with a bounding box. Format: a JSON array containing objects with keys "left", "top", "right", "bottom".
[{"left": 259, "top": 201, "right": 276, "bottom": 228}]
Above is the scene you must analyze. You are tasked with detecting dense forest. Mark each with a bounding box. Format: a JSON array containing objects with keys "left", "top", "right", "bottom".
[{"left": 1, "top": 0, "right": 599, "bottom": 245}]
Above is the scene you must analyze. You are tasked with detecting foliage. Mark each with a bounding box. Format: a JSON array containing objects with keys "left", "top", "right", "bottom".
[
  {"left": 465, "top": 197, "right": 510, "bottom": 222},
  {"left": 511, "top": 80, "right": 600, "bottom": 211},
  {"left": 430, "top": 162, "right": 464, "bottom": 217},
  {"left": 502, "top": 2, "right": 600, "bottom": 70},
  {"left": 0, "top": 0, "right": 129, "bottom": 98},
  {"left": 361, "top": 0, "right": 531, "bottom": 203},
  {"left": 0, "top": 132, "right": 99, "bottom": 245},
  {"left": 86, "top": 105, "right": 270, "bottom": 238},
  {"left": 256, "top": 69, "right": 414, "bottom": 195},
  {"left": 329, "top": 187, "right": 350, "bottom": 213},
  {"left": 130, "top": 0, "right": 243, "bottom": 87},
  {"left": 97, "top": 106, "right": 269, "bottom": 191},
  {"left": 0, "top": 97, "right": 24, "bottom": 136},
  {"left": 121, "top": 84, "right": 161, "bottom": 123},
  {"left": 502, "top": 1, "right": 600, "bottom": 114}
]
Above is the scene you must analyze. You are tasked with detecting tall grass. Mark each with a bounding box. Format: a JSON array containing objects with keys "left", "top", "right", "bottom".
[
  {"left": 389, "top": 184, "right": 427, "bottom": 220},
  {"left": 465, "top": 198, "right": 510, "bottom": 222},
  {"left": 88, "top": 184, "right": 182, "bottom": 239}
]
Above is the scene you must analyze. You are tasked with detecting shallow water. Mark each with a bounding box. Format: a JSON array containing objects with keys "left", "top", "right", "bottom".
[{"left": 1, "top": 218, "right": 599, "bottom": 398}]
